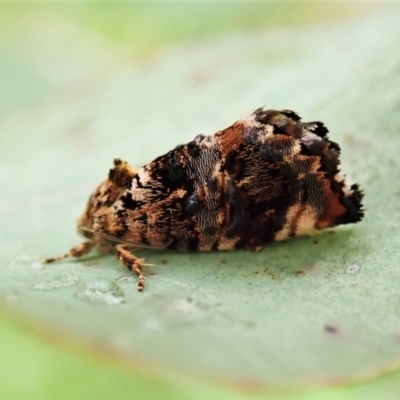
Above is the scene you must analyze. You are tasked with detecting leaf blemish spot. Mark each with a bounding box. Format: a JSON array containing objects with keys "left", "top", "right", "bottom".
[
  {"left": 324, "top": 325, "right": 339, "bottom": 334},
  {"left": 346, "top": 264, "right": 360, "bottom": 274}
]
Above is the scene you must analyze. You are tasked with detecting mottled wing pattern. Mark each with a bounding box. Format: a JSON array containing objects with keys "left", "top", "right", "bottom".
[{"left": 103, "top": 108, "right": 363, "bottom": 252}]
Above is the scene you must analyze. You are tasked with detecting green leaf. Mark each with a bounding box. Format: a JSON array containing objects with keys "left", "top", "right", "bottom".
[{"left": 1, "top": 3, "right": 399, "bottom": 398}]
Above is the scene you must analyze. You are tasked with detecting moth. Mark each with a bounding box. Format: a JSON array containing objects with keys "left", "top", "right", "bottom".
[{"left": 44, "top": 108, "right": 364, "bottom": 290}]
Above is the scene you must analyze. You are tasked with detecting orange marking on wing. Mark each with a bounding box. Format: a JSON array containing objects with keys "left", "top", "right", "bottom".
[{"left": 316, "top": 180, "right": 347, "bottom": 229}]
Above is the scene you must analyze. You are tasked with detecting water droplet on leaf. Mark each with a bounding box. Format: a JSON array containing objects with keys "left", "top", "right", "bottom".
[
  {"left": 346, "top": 264, "right": 360, "bottom": 274},
  {"left": 166, "top": 297, "right": 208, "bottom": 322},
  {"left": 75, "top": 278, "right": 125, "bottom": 305},
  {"left": 31, "top": 261, "right": 44, "bottom": 270},
  {"left": 33, "top": 273, "right": 79, "bottom": 290},
  {"left": 117, "top": 275, "right": 135, "bottom": 284},
  {"left": 141, "top": 317, "right": 163, "bottom": 332},
  {"left": 10, "top": 255, "right": 33, "bottom": 265}
]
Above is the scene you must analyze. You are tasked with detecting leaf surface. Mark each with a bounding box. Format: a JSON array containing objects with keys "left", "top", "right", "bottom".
[{"left": 0, "top": 4, "right": 399, "bottom": 393}]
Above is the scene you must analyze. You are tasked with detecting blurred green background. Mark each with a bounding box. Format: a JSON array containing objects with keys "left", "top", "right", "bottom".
[{"left": 2, "top": 3, "right": 400, "bottom": 400}]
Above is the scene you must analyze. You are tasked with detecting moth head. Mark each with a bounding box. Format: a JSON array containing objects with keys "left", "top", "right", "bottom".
[{"left": 77, "top": 158, "right": 136, "bottom": 238}]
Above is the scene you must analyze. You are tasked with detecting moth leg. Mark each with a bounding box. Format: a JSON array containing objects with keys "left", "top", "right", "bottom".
[
  {"left": 42, "top": 241, "right": 95, "bottom": 263},
  {"left": 115, "top": 244, "right": 153, "bottom": 291}
]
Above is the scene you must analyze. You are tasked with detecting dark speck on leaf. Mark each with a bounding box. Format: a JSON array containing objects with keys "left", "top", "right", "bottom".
[{"left": 324, "top": 325, "right": 339, "bottom": 334}]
